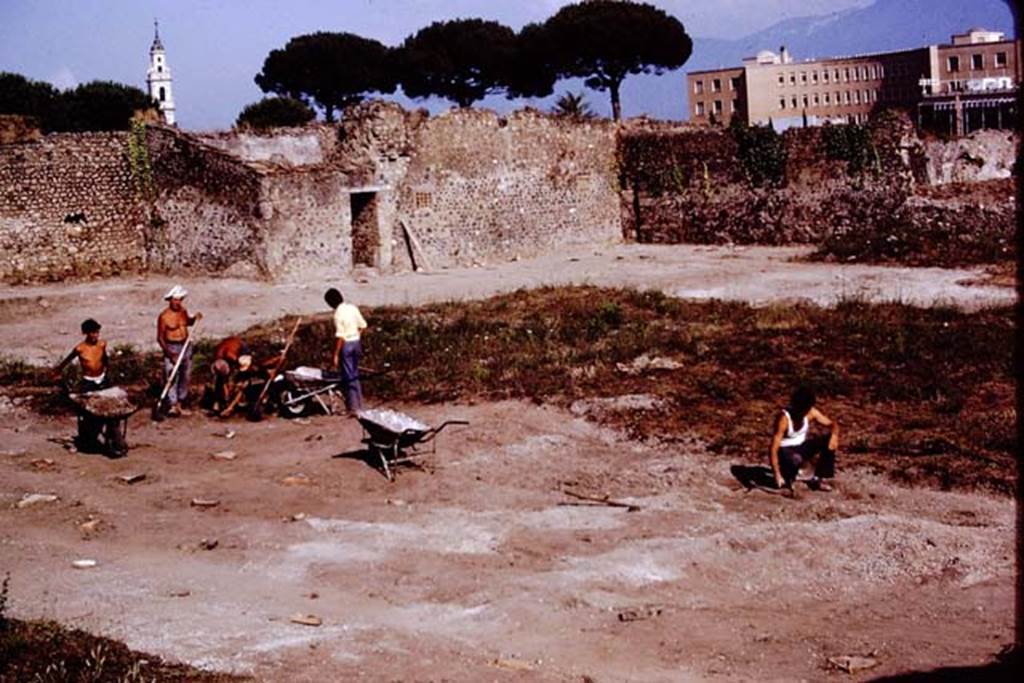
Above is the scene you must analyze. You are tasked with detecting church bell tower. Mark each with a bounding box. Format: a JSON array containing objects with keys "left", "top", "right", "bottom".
[{"left": 146, "top": 20, "right": 176, "bottom": 125}]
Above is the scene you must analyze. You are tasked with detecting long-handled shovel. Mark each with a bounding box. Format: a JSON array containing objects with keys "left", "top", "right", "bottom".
[
  {"left": 152, "top": 322, "right": 199, "bottom": 422},
  {"left": 246, "top": 317, "right": 303, "bottom": 422}
]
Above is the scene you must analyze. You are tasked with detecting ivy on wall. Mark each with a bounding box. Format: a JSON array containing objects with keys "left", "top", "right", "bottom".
[{"left": 126, "top": 118, "right": 155, "bottom": 200}]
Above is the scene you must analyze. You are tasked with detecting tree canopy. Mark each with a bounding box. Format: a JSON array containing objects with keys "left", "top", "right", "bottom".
[
  {"left": 397, "top": 19, "right": 520, "bottom": 107},
  {"left": 0, "top": 72, "right": 155, "bottom": 132},
  {"left": 255, "top": 32, "right": 397, "bottom": 121},
  {"left": 526, "top": 0, "right": 692, "bottom": 120},
  {"left": 236, "top": 96, "right": 316, "bottom": 130}
]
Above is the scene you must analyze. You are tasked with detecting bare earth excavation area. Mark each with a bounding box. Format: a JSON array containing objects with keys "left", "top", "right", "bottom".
[{"left": 0, "top": 246, "right": 1016, "bottom": 681}]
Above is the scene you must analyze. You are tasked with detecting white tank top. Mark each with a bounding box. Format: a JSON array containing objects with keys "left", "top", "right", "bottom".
[{"left": 779, "top": 409, "right": 808, "bottom": 447}]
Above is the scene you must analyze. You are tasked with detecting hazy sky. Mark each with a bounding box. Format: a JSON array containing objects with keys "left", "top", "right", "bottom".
[{"left": 0, "top": 0, "right": 972, "bottom": 129}]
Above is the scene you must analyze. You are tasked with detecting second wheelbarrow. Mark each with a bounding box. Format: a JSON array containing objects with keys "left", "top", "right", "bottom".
[{"left": 355, "top": 408, "right": 468, "bottom": 481}]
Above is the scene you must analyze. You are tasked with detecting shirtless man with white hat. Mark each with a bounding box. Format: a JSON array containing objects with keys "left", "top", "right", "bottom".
[{"left": 157, "top": 285, "right": 202, "bottom": 416}]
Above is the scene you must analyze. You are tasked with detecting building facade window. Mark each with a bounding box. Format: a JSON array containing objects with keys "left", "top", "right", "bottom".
[
  {"left": 694, "top": 80, "right": 704, "bottom": 94},
  {"left": 813, "top": 93, "right": 819, "bottom": 105},
  {"left": 712, "top": 78, "right": 722, "bottom": 92},
  {"left": 995, "top": 51, "right": 1007, "bottom": 67},
  {"left": 824, "top": 92, "right": 830, "bottom": 104},
  {"left": 947, "top": 55, "right": 960, "bottom": 72},
  {"left": 844, "top": 68, "right": 850, "bottom": 81},
  {"left": 779, "top": 98, "right": 786, "bottom": 109},
  {"left": 971, "top": 53, "right": 983, "bottom": 70},
  {"left": 878, "top": 64, "right": 885, "bottom": 77},
  {"left": 790, "top": 73, "right": 796, "bottom": 84},
  {"left": 791, "top": 96, "right": 798, "bottom": 108},
  {"left": 860, "top": 66, "right": 868, "bottom": 79},
  {"left": 822, "top": 71, "right": 829, "bottom": 83},
  {"left": 869, "top": 66, "right": 876, "bottom": 79},
  {"left": 730, "top": 76, "right": 741, "bottom": 90},
  {"left": 730, "top": 99, "right": 736, "bottom": 112},
  {"left": 853, "top": 91, "right": 860, "bottom": 103},
  {"left": 843, "top": 91, "right": 850, "bottom": 104},
  {"left": 778, "top": 74, "right": 785, "bottom": 85},
  {"left": 713, "top": 99, "right": 723, "bottom": 113},
  {"left": 802, "top": 95, "right": 809, "bottom": 107},
  {"left": 834, "top": 69, "right": 840, "bottom": 81},
  {"left": 801, "top": 72, "right": 807, "bottom": 83},
  {"left": 811, "top": 71, "right": 818, "bottom": 83},
  {"left": 695, "top": 102, "right": 705, "bottom": 116}
]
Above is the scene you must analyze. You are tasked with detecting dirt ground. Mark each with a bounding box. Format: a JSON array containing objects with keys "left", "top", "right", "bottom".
[
  {"left": 1, "top": 244, "right": 1015, "bottom": 366},
  {"left": 0, "top": 397, "right": 1014, "bottom": 681},
  {"left": 0, "top": 245, "right": 1016, "bottom": 680}
]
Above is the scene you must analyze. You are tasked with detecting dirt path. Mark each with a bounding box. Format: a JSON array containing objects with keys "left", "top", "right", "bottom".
[
  {"left": 1, "top": 244, "right": 1014, "bottom": 365},
  {"left": 0, "top": 399, "right": 1013, "bottom": 681}
]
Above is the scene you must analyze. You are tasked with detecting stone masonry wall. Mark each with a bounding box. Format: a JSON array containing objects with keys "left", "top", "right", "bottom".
[
  {"left": 618, "top": 111, "right": 1015, "bottom": 248},
  {"left": 336, "top": 102, "right": 621, "bottom": 272},
  {"left": 145, "top": 126, "right": 267, "bottom": 275},
  {"left": 0, "top": 132, "right": 146, "bottom": 283}
]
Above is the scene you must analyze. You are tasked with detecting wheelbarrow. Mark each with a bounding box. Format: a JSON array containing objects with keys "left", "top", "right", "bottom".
[
  {"left": 355, "top": 408, "right": 468, "bottom": 481},
  {"left": 67, "top": 386, "right": 138, "bottom": 458},
  {"left": 279, "top": 365, "right": 388, "bottom": 417}
]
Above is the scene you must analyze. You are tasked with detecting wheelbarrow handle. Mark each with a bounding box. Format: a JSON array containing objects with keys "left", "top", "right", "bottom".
[{"left": 424, "top": 420, "right": 470, "bottom": 437}]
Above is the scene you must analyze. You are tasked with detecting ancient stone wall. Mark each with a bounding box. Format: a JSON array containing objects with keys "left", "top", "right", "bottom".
[
  {"left": 333, "top": 103, "right": 622, "bottom": 272},
  {"left": 145, "top": 126, "right": 267, "bottom": 275},
  {"left": 0, "top": 132, "right": 146, "bottom": 282},
  {"left": 617, "top": 111, "right": 1016, "bottom": 247}
]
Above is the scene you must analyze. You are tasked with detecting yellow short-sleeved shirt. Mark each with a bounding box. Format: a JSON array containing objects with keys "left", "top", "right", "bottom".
[{"left": 333, "top": 302, "right": 367, "bottom": 342}]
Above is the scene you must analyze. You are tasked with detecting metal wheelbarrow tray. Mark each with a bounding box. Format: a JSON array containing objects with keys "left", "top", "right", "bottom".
[
  {"left": 355, "top": 408, "right": 468, "bottom": 481},
  {"left": 67, "top": 386, "right": 138, "bottom": 457}
]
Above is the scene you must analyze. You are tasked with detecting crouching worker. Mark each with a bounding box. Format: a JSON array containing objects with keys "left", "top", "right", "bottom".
[
  {"left": 208, "top": 336, "right": 281, "bottom": 416},
  {"left": 325, "top": 288, "right": 367, "bottom": 414},
  {"left": 210, "top": 336, "right": 254, "bottom": 414},
  {"left": 53, "top": 319, "right": 115, "bottom": 453},
  {"left": 769, "top": 386, "right": 839, "bottom": 492}
]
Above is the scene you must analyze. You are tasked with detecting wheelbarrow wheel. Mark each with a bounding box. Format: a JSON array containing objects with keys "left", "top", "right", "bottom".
[{"left": 278, "top": 388, "right": 309, "bottom": 418}]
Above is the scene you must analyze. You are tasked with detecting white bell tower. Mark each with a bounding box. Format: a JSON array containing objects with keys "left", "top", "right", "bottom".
[{"left": 146, "top": 20, "right": 176, "bottom": 125}]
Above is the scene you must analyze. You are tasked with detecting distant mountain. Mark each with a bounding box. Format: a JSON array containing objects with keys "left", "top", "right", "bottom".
[{"left": 621, "top": 0, "right": 1016, "bottom": 121}]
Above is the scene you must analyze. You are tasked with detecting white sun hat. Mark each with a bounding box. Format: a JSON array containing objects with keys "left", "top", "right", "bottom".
[{"left": 164, "top": 285, "right": 189, "bottom": 301}]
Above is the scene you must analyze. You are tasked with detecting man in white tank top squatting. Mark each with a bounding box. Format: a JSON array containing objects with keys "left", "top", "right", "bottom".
[{"left": 769, "top": 386, "right": 839, "bottom": 492}]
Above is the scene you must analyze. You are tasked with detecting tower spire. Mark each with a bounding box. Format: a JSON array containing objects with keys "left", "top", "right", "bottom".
[{"left": 146, "top": 20, "right": 175, "bottom": 125}]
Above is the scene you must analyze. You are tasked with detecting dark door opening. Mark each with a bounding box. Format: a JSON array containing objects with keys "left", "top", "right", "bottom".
[{"left": 350, "top": 192, "right": 379, "bottom": 268}]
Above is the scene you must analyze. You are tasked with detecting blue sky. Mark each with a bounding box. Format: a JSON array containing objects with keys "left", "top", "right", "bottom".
[{"left": 0, "top": 1, "right": 1012, "bottom": 129}]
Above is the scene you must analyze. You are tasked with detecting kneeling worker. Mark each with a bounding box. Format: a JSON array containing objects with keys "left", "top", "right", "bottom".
[
  {"left": 769, "top": 386, "right": 839, "bottom": 492},
  {"left": 211, "top": 336, "right": 253, "bottom": 414}
]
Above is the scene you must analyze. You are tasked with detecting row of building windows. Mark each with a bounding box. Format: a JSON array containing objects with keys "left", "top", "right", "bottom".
[
  {"left": 693, "top": 76, "right": 743, "bottom": 95},
  {"left": 779, "top": 89, "right": 882, "bottom": 109},
  {"left": 693, "top": 100, "right": 737, "bottom": 116},
  {"left": 777, "top": 64, "right": 887, "bottom": 86},
  {"left": 948, "top": 51, "right": 1008, "bottom": 72}
]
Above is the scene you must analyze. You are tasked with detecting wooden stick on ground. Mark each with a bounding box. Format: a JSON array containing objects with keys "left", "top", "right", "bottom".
[{"left": 560, "top": 488, "right": 641, "bottom": 512}]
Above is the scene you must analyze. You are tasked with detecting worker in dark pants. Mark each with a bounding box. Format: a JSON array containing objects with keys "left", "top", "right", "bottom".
[{"left": 769, "top": 386, "right": 839, "bottom": 491}]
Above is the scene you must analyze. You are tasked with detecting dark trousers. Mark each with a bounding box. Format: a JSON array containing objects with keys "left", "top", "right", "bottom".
[
  {"left": 76, "top": 376, "right": 112, "bottom": 451},
  {"left": 778, "top": 435, "right": 836, "bottom": 484},
  {"left": 340, "top": 339, "right": 363, "bottom": 411}
]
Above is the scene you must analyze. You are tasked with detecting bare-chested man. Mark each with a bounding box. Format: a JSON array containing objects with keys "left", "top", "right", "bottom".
[
  {"left": 54, "top": 318, "right": 109, "bottom": 393},
  {"left": 157, "top": 285, "right": 202, "bottom": 417},
  {"left": 54, "top": 318, "right": 115, "bottom": 452}
]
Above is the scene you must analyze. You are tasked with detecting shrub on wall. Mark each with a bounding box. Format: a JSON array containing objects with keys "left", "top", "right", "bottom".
[
  {"left": 728, "top": 118, "right": 786, "bottom": 187},
  {"left": 822, "top": 122, "right": 877, "bottom": 177}
]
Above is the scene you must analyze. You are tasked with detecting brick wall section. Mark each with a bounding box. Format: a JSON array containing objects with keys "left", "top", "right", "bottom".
[
  {"left": 336, "top": 103, "right": 622, "bottom": 271},
  {"left": 0, "top": 132, "right": 146, "bottom": 282},
  {"left": 145, "top": 126, "right": 267, "bottom": 274},
  {"left": 617, "top": 113, "right": 947, "bottom": 245}
]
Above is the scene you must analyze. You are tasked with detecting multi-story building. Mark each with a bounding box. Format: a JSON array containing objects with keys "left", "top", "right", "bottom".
[{"left": 687, "top": 28, "right": 1019, "bottom": 135}]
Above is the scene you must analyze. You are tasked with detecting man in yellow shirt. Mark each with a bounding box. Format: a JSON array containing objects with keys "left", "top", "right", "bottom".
[{"left": 325, "top": 288, "right": 368, "bottom": 413}]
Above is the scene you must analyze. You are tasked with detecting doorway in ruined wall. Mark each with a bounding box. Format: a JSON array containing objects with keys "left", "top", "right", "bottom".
[{"left": 350, "top": 192, "right": 379, "bottom": 268}]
